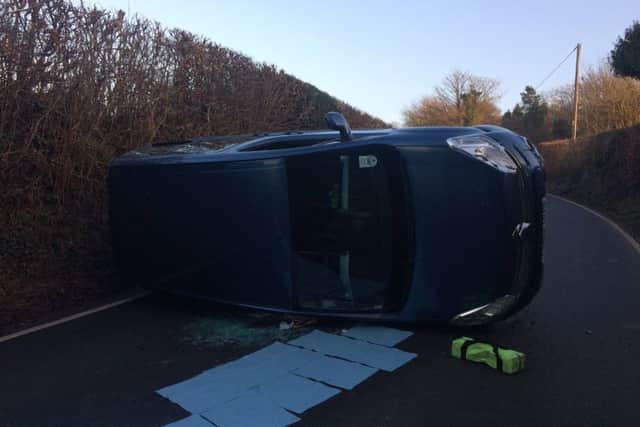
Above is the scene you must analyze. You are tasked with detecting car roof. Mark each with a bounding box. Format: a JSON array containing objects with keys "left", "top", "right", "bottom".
[{"left": 113, "top": 125, "right": 515, "bottom": 164}]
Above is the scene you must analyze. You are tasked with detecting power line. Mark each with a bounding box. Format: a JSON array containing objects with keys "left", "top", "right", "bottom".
[{"left": 535, "top": 46, "right": 578, "bottom": 90}]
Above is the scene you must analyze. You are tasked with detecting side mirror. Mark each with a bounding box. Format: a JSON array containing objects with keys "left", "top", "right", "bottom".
[{"left": 325, "top": 112, "right": 352, "bottom": 141}]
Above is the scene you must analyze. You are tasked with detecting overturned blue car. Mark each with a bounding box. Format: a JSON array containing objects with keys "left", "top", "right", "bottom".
[{"left": 109, "top": 112, "right": 545, "bottom": 325}]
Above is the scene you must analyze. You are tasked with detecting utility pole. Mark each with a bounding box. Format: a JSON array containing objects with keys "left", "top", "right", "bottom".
[{"left": 572, "top": 43, "right": 581, "bottom": 141}]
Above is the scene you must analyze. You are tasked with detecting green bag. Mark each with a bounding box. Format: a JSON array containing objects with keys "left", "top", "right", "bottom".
[{"left": 451, "top": 337, "right": 525, "bottom": 374}]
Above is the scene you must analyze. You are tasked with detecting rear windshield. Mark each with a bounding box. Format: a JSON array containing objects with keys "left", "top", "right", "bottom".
[{"left": 131, "top": 134, "right": 257, "bottom": 156}]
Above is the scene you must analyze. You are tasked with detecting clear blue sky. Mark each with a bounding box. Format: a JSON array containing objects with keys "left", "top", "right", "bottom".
[{"left": 94, "top": 0, "right": 636, "bottom": 124}]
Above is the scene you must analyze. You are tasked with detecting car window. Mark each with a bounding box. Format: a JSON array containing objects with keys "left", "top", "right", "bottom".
[{"left": 287, "top": 146, "right": 405, "bottom": 311}]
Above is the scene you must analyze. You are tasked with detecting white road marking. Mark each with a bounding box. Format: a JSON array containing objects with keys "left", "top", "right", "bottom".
[
  {"left": 550, "top": 194, "right": 640, "bottom": 255},
  {"left": 0, "top": 290, "right": 151, "bottom": 344}
]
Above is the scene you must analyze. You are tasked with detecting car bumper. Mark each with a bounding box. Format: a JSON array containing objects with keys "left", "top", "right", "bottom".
[{"left": 448, "top": 146, "right": 545, "bottom": 325}]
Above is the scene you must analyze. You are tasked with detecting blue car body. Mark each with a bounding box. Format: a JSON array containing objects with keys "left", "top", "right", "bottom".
[{"left": 109, "top": 121, "right": 545, "bottom": 324}]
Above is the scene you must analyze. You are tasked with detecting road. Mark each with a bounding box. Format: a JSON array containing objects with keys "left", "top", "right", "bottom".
[{"left": 1, "top": 195, "right": 639, "bottom": 427}]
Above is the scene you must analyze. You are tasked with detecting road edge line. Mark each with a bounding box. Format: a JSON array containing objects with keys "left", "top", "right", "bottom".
[
  {"left": 0, "top": 290, "right": 151, "bottom": 344},
  {"left": 549, "top": 194, "right": 640, "bottom": 255}
]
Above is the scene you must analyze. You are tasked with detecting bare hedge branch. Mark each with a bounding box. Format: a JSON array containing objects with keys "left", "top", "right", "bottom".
[{"left": 0, "top": 0, "right": 387, "bottom": 325}]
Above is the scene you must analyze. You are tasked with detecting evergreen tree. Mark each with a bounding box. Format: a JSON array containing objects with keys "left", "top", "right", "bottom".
[{"left": 610, "top": 21, "right": 640, "bottom": 79}]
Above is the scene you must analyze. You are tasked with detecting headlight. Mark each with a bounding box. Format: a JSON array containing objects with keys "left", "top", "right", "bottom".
[
  {"left": 447, "top": 135, "right": 517, "bottom": 173},
  {"left": 451, "top": 294, "right": 518, "bottom": 326}
]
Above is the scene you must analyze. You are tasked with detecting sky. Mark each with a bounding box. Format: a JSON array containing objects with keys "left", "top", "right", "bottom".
[{"left": 92, "top": 0, "right": 637, "bottom": 124}]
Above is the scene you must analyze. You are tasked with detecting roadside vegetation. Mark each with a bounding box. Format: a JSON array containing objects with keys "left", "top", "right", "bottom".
[
  {"left": 403, "top": 70, "right": 502, "bottom": 126},
  {"left": 539, "top": 127, "right": 640, "bottom": 242},
  {"left": 0, "top": 0, "right": 387, "bottom": 328},
  {"left": 532, "top": 22, "right": 640, "bottom": 242}
]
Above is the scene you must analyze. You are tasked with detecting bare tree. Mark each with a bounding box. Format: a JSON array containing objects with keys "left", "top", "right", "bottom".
[
  {"left": 403, "top": 95, "right": 459, "bottom": 126},
  {"left": 580, "top": 65, "right": 640, "bottom": 134},
  {"left": 404, "top": 70, "right": 501, "bottom": 126},
  {"left": 542, "top": 64, "right": 640, "bottom": 137}
]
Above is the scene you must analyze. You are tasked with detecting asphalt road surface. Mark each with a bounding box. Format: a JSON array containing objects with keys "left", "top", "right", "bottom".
[{"left": 1, "top": 195, "right": 639, "bottom": 427}]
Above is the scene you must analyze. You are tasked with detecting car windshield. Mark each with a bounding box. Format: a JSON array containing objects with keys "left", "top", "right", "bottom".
[{"left": 286, "top": 146, "right": 411, "bottom": 311}]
